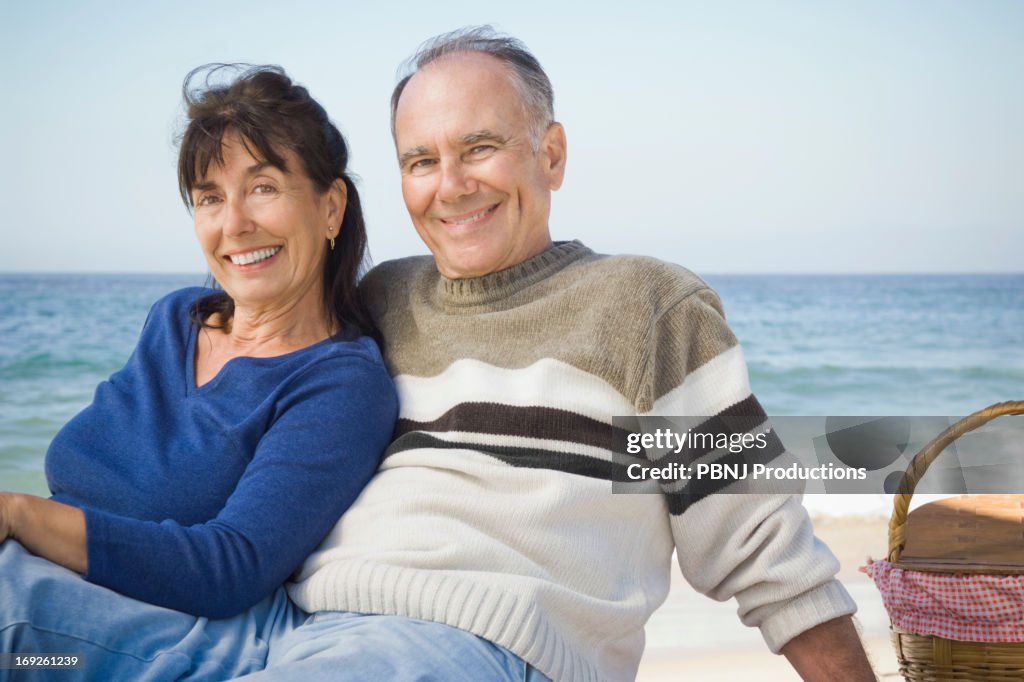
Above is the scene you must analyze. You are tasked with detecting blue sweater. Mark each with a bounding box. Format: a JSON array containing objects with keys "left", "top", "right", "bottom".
[{"left": 45, "top": 287, "right": 397, "bottom": 618}]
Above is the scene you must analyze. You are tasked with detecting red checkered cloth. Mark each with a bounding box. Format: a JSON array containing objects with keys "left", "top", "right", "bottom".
[{"left": 864, "top": 559, "right": 1024, "bottom": 642}]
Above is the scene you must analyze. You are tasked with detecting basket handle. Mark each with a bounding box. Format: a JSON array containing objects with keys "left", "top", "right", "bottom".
[{"left": 887, "top": 400, "right": 1024, "bottom": 562}]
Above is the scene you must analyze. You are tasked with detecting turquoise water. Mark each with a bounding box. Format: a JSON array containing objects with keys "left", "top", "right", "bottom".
[
  {"left": 0, "top": 274, "right": 204, "bottom": 495},
  {"left": 706, "top": 274, "right": 1024, "bottom": 416},
  {"left": 1, "top": 272, "right": 1022, "bottom": 496}
]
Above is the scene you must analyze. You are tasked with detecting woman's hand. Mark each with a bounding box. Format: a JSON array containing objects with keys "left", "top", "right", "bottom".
[
  {"left": 0, "top": 492, "right": 87, "bottom": 574},
  {"left": 0, "top": 492, "right": 16, "bottom": 542}
]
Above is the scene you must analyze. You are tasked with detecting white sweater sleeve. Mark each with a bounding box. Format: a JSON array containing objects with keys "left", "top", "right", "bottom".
[{"left": 645, "top": 289, "right": 857, "bottom": 652}]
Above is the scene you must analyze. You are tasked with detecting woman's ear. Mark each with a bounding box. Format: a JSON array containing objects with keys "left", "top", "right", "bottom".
[{"left": 325, "top": 178, "right": 348, "bottom": 232}]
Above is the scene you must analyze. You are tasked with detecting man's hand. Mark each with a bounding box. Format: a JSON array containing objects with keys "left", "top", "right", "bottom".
[{"left": 781, "top": 615, "right": 877, "bottom": 681}]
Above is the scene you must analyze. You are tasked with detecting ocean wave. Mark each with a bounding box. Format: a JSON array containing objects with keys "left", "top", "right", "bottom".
[{"left": 0, "top": 352, "right": 118, "bottom": 380}]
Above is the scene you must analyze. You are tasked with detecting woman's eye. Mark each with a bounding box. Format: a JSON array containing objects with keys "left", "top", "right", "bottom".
[
  {"left": 253, "top": 183, "right": 277, "bottom": 194},
  {"left": 196, "top": 194, "right": 221, "bottom": 207}
]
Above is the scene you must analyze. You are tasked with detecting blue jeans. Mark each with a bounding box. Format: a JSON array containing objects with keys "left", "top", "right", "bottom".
[
  {"left": 234, "top": 611, "right": 551, "bottom": 681},
  {"left": 0, "top": 542, "right": 551, "bottom": 681}
]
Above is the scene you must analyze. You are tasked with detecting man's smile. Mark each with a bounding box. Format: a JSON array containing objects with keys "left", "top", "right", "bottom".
[{"left": 439, "top": 203, "right": 500, "bottom": 227}]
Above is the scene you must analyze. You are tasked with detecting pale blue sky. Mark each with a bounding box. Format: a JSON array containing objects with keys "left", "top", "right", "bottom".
[{"left": 2, "top": 0, "right": 1021, "bottom": 273}]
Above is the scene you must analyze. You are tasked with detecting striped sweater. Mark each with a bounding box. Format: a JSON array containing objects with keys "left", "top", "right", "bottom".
[{"left": 288, "top": 241, "right": 856, "bottom": 682}]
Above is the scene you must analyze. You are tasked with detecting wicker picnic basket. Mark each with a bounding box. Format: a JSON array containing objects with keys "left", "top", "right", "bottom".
[{"left": 885, "top": 400, "right": 1024, "bottom": 682}]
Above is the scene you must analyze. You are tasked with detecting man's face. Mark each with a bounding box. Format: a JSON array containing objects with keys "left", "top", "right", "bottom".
[{"left": 394, "top": 52, "right": 566, "bottom": 279}]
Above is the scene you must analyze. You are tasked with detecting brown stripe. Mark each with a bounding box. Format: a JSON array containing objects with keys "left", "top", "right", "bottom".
[
  {"left": 396, "top": 402, "right": 631, "bottom": 451},
  {"left": 665, "top": 430, "right": 787, "bottom": 515},
  {"left": 385, "top": 431, "right": 630, "bottom": 481},
  {"left": 650, "top": 394, "right": 769, "bottom": 467}
]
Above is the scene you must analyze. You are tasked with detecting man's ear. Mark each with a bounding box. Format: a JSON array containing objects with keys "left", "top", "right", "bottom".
[{"left": 540, "top": 122, "right": 567, "bottom": 191}]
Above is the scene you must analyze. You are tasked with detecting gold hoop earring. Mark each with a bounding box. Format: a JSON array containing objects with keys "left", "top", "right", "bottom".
[{"left": 329, "top": 236, "right": 336, "bottom": 251}]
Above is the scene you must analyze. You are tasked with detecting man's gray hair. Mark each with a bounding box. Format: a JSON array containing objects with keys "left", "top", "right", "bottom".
[{"left": 390, "top": 25, "right": 555, "bottom": 149}]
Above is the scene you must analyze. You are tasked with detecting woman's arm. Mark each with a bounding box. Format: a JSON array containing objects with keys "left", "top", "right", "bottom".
[
  {"left": 0, "top": 493, "right": 87, "bottom": 574},
  {"left": 81, "top": 353, "right": 397, "bottom": 618}
]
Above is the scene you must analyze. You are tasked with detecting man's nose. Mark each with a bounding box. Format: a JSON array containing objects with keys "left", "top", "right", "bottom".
[{"left": 436, "top": 159, "right": 477, "bottom": 202}]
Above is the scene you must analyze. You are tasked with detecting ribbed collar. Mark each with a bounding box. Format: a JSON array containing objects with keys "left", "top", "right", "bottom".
[{"left": 437, "top": 240, "right": 591, "bottom": 307}]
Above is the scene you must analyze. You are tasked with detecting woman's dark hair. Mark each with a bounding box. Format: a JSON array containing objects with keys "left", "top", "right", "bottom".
[{"left": 178, "top": 64, "right": 375, "bottom": 340}]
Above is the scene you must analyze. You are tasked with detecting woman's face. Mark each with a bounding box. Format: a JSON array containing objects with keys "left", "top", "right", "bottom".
[{"left": 190, "top": 130, "right": 343, "bottom": 318}]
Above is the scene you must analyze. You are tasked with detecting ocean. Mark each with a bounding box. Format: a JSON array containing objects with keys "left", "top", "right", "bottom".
[{"left": 1, "top": 272, "right": 1022, "bottom": 502}]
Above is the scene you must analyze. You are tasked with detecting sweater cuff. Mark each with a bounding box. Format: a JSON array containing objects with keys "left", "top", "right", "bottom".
[
  {"left": 759, "top": 579, "right": 857, "bottom": 653},
  {"left": 82, "top": 506, "right": 111, "bottom": 584}
]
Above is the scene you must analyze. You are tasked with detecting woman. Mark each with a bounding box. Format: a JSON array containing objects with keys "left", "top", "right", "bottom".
[{"left": 0, "top": 65, "right": 397, "bottom": 678}]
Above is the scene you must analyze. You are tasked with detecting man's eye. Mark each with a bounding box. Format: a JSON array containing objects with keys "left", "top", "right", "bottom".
[
  {"left": 409, "top": 158, "right": 437, "bottom": 173},
  {"left": 469, "top": 145, "right": 495, "bottom": 155}
]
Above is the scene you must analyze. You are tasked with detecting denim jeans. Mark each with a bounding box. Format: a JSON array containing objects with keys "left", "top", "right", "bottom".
[
  {"left": 0, "top": 541, "right": 551, "bottom": 681},
  {"left": 235, "top": 611, "right": 551, "bottom": 681}
]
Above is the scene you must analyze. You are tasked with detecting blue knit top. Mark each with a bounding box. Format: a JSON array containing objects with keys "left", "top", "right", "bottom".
[{"left": 45, "top": 287, "right": 397, "bottom": 618}]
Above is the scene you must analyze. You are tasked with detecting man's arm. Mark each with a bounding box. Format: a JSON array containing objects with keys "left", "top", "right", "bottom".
[{"left": 781, "top": 616, "right": 876, "bottom": 681}]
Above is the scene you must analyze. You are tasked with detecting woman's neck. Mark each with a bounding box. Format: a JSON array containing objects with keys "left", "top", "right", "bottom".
[{"left": 219, "top": 290, "right": 335, "bottom": 356}]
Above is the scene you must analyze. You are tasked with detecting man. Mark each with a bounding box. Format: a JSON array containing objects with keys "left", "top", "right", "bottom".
[{"left": 283, "top": 27, "right": 877, "bottom": 681}]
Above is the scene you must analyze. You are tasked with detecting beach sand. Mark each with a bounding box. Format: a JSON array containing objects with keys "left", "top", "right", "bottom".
[{"left": 636, "top": 514, "right": 902, "bottom": 680}]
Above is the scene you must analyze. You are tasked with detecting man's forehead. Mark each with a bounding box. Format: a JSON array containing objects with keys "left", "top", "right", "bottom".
[
  {"left": 413, "top": 50, "right": 511, "bottom": 88},
  {"left": 394, "top": 53, "right": 525, "bottom": 151}
]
